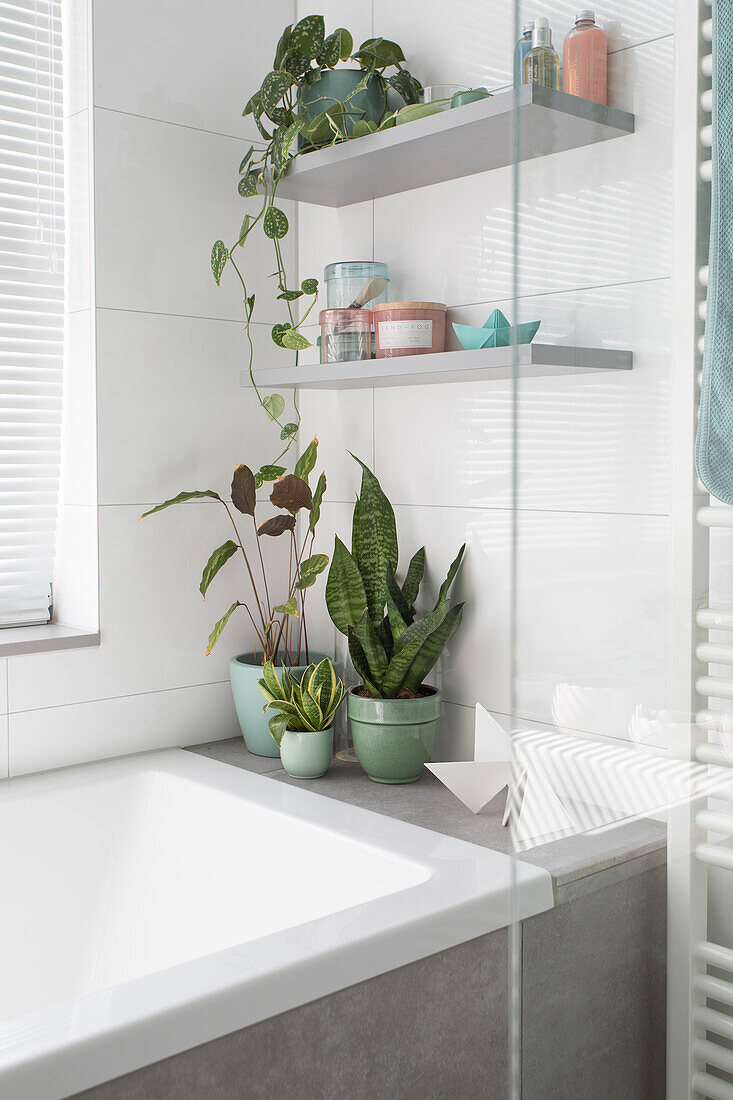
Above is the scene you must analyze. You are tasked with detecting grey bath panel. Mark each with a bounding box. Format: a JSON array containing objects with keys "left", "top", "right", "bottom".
[
  {"left": 74, "top": 931, "right": 509, "bottom": 1100},
  {"left": 521, "top": 864, "right": 667, "bottom": 1100}
]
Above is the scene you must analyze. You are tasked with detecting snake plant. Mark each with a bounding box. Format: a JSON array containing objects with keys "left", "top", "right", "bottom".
[
  {"left": 259, "top": 657, "right": 345, "bottom": 745},
  {"left": 325, "top": 456, "right": 465, "bottom": 699}
]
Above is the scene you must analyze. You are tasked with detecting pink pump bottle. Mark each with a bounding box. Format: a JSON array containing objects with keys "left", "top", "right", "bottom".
[{"left": 562, "top": 10, "right": 607, "bottom": 105}]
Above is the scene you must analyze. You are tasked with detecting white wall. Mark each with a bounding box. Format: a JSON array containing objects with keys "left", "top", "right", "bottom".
[
  {"left": 2, "top": 0, "right": 295, "bottom": 776},
  {"left": 297, "top": 2, "right": 674, "bottom": 760}
]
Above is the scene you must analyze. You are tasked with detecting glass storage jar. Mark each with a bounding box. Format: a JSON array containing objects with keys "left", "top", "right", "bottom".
[
  {"left": 319, "top": 308, "right": 373, "bottom": 363},
  {"left": 324, "top": 261, "right": 390, "bottom": 310}
]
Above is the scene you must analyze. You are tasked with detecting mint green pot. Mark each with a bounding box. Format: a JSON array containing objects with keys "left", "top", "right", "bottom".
[
  {"left": 280, "top": 727, "right": 334, "bottom": 779},
  {"left": 298, "top": 69, "right": 387, "bottom": 149},
  {"left": 347, "top": 687, "right": 442, "bottom": 784},
  {"left": 229, "top": 651, "right": 328, "bottom": 758}
]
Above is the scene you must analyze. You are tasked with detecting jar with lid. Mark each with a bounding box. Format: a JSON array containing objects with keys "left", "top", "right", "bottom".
[{"left": 324, "top": 261, "right": 390, "bottom": 310}]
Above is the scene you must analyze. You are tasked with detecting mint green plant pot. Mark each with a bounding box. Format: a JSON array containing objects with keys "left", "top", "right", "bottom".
[
  {"left": 280, "top": 727, "right": 334, "bottom": 779},
  {"left": 346, "top": 687, "right": 442, "bottom": 784},
  {"left": 229, "top": 652, "right": 328, "bottom": 758},
  {"left": 298, "top": 69, "right": 386, "bottom": 150}
]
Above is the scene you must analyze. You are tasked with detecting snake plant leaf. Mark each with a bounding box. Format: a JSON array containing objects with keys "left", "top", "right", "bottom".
[
  {"left": 326, "top": 536, "right": 368, "bottom": 635},
  {"left": 401, "top": 547, "right": 425, "bottom": 610},
  {"left": 140, "top": 489, "right": 220, "bottom": 519},
  {"left": 210, "top": 241, "right": 228, "bottom": 285},
  {"left": 287, "top": 14, "right": 325, "bottom": 61},
  {"left": 238, "top": 172, "right": 259, "bottom": 198},
  {"left": 301, "top": 277, "right": 319, "bottom": 294},
  {"left": 386, "top": 561, "right": 412, "bottom": 626},
  {"left": 205, "top": 601, "right": 240, "bottom": 656},
  {"left": 263, "top": 393, "right": 286, "bottom": 421},
  {"left": 199, "top": 539, "right": 238, "bottom": 598},
  {"left": 402, "top": 602, "right": 465, "bottom": 696},
  {"left": 263, "top": 206, "right": 289, "bottom": 239},
  {"left": 350, "top": 455, "right": 398, "bottom": 623},
  {"left": 295, "top": 552, "right": 329, "bottom": 590},
  {"left": 386, "top": 589, "right": 409, "bottom": 644},
  {"left": 299, "top": 686, "right": 323, "bottom": 731},
  {"left": 352, "top": 609, "right": 389, "bottom": 687},
  {"left": 281, "top": 328, "right": 311, "bottom": 351},
  {"left": 257, "top": 514, "right": 295, "bottom": 537},
  {"left": 309, "top": 472, "right": 326, "bottom": 532},
  {"left": 376, "top": 615, "right": 394, "bottom": 660},
  {"left": 270, "top": 474, "right": 312, "bottom": 513},
  {"left": 294, "top": 437, "right": 318, "bottom": 484},
  {"left": 436, "top": 543, "right": 466, "bottom": 607},
  {"left": 381, "top": 601, "right": 450, "bottom": 697},
  {"left": 274, "top": 597, "right": 299, "bottom": 617},
  {"left": 268, "top": 712, "right": 289, "bottom": 746},
  {"left": 259, "top": 70, "right": 294, "bottom": 114},
  {"left": 309, "top": 658, "right": 337, "bottom": 714},
  {"left": 231, "top": 464, "right": 256, "bottom": 516},
  {"left": 347, "top": 629, "right": 379, "bottom": 696},
  {"left": 273, "top": 24, "right": 292, "bottom": 69},
  {"left": 259, "top": 660, "right": 289, "bottom": 702}
]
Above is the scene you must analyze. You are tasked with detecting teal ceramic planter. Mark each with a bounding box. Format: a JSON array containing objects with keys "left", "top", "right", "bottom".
[
  {"left": 298, "top": 69, "right": 386, "bottom": 149},
  {"left": 229, "top": 652, "right": 328, "bottom": 758},
  {"left": 280, "top": 727, "right": 334, "bottom": 779},
  {"left": 347, "top": 687, "right": 442, "bottom": 784}
]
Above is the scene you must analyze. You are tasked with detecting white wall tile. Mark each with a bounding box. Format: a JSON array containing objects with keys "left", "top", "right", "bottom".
[
  {"left": 93, "top": 108, "right": 295, "bottom": 321},
  {"left": 297, "top": 200, "right": 375, "bottom": 321},
  {"left": 9, "top": 502, "right": 291, "bottom": 712},
  {"left": 0, "top": 714, "right": 7, "bottom": 780},
  {"left": 297, "top": 388, "right": 374, "bottom": 504},
  {"left": 0, "top": 660, "right": 7, "bottom": 715},
  {"left": 93, "top": 0, "right": 293, "bottom": 138},
  {"left": 95, "top": 309, "right": 298, "bottom": 506},
  {"left": 53, "top": 504, "right": 99, "bottom": 631},
  {"left": 8, "top": 680, "right": 240, "bottom": 776},
  {"left": 375, "top": 279, "right": 671, "bottom": 515}
]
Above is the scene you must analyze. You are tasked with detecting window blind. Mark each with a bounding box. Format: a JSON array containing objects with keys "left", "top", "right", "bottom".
[{"left": 0, "top": 0, "right": 64, "bottom": 627}]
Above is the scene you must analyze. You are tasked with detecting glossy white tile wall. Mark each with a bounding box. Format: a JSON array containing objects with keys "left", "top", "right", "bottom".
[
  {"left": 297, "top": 1, "right": 675, "bottom": 758},
  {"left": 6, "top": 0, "right": 296, "bottom": 775}
]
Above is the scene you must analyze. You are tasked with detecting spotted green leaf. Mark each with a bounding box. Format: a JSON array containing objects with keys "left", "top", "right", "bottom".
[
  {"left": 263, "top": 206, "right": 289, "bottom": 239},
  {"left": 295, "top": 552, "right": 329, "bottom": 590},
  {"left": 280, "top": 422, "right": 298, "bottom": 440},
  {"left": 277, "top": 289, "right": 303, "bottom": 301},
  {"left": 258, "top": 464, "right": 286, "bottom": 481},
  {"left": 238, "top": 172, "right": 259, "bottom": 198},
  {"left": 271, "top": 323, "right": 290, "bottom": 348},
  {"left": 274, "top": 597, "right": 298, "bottom": 616},
  {"left": 281, "top": 328, "right": 311, "bottom": 351},
  {"left": 326, "top": 536, "right": 368, "bottom": 635},
  {"left": 260, "top": 70, "right": 294, "bottom": 113},
  {"left": 238, "top": 146, "right": 254, "bottom": 174},
  {"left": 301, "top": 277, "right": 319, "bottom": 295},
  {"left": 287, "top": 14, "right": 325, "bottom": 61},
  {"left": 210, "top": 241, "right": 228, "bottom": 286}
]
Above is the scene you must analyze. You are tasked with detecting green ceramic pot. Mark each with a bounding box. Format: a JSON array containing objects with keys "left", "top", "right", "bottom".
[
  {"left": 298, "top": 69, "right": 387, "bottom": 150},
  {"left": 279, "top": 727, "right": 334, "bottom": 779},
  {"left": 229, "top": 651, "right": 328, "bottom": 758},
  {"left": 347, "top": 686, "right": 442, "bottom": 784}
]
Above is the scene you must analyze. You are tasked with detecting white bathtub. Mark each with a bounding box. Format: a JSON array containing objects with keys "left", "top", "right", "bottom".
[{"left": 0, "top": 748, "right": 553, "bottom": 1099}]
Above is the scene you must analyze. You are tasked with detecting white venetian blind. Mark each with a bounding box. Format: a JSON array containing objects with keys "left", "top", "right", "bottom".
[{"left": 0, "top": 0, "right": 64, "bottom": 626}]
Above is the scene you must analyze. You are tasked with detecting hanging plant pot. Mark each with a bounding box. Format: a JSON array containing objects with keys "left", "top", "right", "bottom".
[
  {"left": 298, "top": 69, "right": 387, "bottom": 150},
  {"left": 347, "top": 687, "right": 442, "bottom": 784}
]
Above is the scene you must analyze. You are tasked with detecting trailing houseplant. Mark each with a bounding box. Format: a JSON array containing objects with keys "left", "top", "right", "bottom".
[
  {"left": 210, "top": 16, "right": 424, "bottom": 475},
  {"left": 141, "top": 440, "right": 329, "bottom": 757},
  {"left": 325, "top": 455, "right": 465, "bottom": 783},
  {"left": 259, "top": 657, "right": 344, "bottom": 779}
]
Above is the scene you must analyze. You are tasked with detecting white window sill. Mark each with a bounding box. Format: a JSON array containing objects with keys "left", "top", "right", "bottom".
[{"left": 0, "top": 624, "right": 100, "bottom": 658}]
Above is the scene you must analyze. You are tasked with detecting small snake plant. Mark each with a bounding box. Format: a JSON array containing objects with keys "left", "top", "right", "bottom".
[{"left": 259, "top": 657, "right": 345, "bottom": 745}]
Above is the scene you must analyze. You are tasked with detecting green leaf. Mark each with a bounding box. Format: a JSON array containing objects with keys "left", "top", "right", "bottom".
[
  {"left": 326, "top": 536, "right": 368, "bottom": 635},
  {"left": 294, "top": 438, "right": 318, "bottom": 484},
  {"left": 395, "top": 102, "right": 444, "bottom": 125},
  {"left": 388, "top": 69, "right": 422, "bottom": 104},
  {"left": 140, "top": 489, "right": 220, "bottom": 519},
  {"left": 231, "top": 464, "right": 256, "bottom": 516},
  {"left": 287, "top": 14, "right": 325, "bottom": 61},
  {"left": 268, "top": 712, "right": 289, "bottom": 746},
  {"left": 274, "top": 597, "right": 299, "bottom": 616},
  {"left": 382, "top": 601, "right": 450, "bottom": 697},
  {"left": 272, "top": 118, "right": 304, "bottom": 173},
  {"left": 210, "top": 241, "right": 228, "bottom": 286},
  {"left": 271, "top": 323, "right": 290, "bottom": 348},
  {"left": 354, "top": 37, "right": 404, "bottom": 67},
  {"left": 299, "top": 685, "right": 324, "bottom": 730},
  {"left": 386, "top": 562, "right": 412, "bottom": 628},
  {"left": 280, "top": 422, "right": 299, "bottom": 440},
  {"left": 263, "top": 206, "right": 289, "bottom": 239},
  {"left": 259, "top": 660, "right": 288, "bottom": 702},
  {"left": 199, "top": 540, "right": 238, "bottom": 598},
  {"left": 436, "top": 544, "right": 466, "bottom": 607},
  {"left": 246, "top": 293, "right": 255, "bottom": 319},
  {"left": 263, "top": 393, "right": 286, "bottom": 421},
  {"left": 205, "top": 601, "right": 240, "bottom": 656},
  {"left": 257, "top": 514, "right": 295, "bottom": 537},
  {"left": 270, "top": 474, "right": 312, "bottom": 513},
  {"left": 309, "top": 472, "right": 326, "bottom": 532},
  {"left": 402, "top": 603, "right": 465, "bottom": 696},
  {"left": 238, "top": 172, "right": 259, "bottom": 198},
  {"left": 260, "top": 70, "right": 294, "bottom": 113},
  {"left": 347, "top": 630, "right": 379, "bottom": 696},
  {"left": 277, "top": 289, "right": 303, "bottom": 301},
  {"left": 295, "top": 552, "right": 329, "bottom": 590},
  {"left": 352, "top": 609, "right": 389, "bottom": 688},
  {"left": 238, "top": 146, "right": 254, "bottom": 174},
  {"left": 301, "top": 277, "right": 319, "bottom": 295},
  {"left": 401, "top": 547, "right": 425, "bottom": 609},
  {"left": 281, "top": 328, "right": 311, "bottom": 351},
  {"left": 318, "top": 27, "right": 353, "bottom": 67},
  {"left": 258, "top": 463, "right": 286, "bottom": 481},
  {"left": 273, "top": 24, "right": 292, "bottom": 69},
  {"left": 237, "top": 214, "right": 252, "bottom": 247},
  {"left": 350, "top": 454, "right": 398, "bottom": 624},
  {"left": 352, "top": 119, "right": 378, "bottom": 139}
]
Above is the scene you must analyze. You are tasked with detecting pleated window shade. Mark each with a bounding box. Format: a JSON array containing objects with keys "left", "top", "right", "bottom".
[{"left": 0, "top": 0, "right": 64, "bottom": 627}]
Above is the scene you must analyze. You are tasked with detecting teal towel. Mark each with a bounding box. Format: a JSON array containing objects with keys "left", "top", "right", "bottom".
[{"left": 696, "top": 0, "right": 733, "bottom": 502}]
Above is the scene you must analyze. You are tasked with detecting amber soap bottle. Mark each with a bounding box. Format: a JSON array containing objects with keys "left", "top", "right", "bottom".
[{"left": 563, "top": 10, "right": 608, "bottom": 104}]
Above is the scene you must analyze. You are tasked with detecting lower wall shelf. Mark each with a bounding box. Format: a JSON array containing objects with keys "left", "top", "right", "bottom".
[{"left": 243, "top": 344, "right": 634, "bottom": 391}]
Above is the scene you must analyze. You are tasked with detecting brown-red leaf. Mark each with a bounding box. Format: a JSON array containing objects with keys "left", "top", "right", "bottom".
[
  {"left": 270, "top": 474, "right": 313, "bottom": 513},
  {"left": 231, "top": 464, "right": 256, "bottom": 515},
  {"left": 257, "top": 514, "right": 296, "bottom": 537}
]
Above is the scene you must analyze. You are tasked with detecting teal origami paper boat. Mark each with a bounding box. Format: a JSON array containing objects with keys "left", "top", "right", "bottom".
[{"left": 452, "top": 309, "right": 541, "bottom": 351}]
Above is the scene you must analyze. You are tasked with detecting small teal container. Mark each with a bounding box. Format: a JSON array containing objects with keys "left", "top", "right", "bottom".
[
  {"left": 279, "top": 727, "right": 334, "bottom": 779},
  {"left": 324, "top": 261, "right": 390, "bottom": 309},
  {"left": 298, "top": 69, "right": 387, "bottom": 150},
  {"left": 450, "top": 87, "right": 491, "bottom": 108}
]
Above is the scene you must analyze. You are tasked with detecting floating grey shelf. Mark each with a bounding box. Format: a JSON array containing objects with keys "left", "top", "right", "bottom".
[
  {"left": 243, "top": 345, "right": 633, "bottom": 391},
  {"left": 276, "top": 85, "right": 635, "bottom": 207}
]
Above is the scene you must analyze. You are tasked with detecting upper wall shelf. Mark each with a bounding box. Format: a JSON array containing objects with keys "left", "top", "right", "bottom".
[
  {"left": 276, "top": 85, "right": 635, "bottom": 208},
  {"left": 243, "top": 344, "right": 633, "bottom": 392}
]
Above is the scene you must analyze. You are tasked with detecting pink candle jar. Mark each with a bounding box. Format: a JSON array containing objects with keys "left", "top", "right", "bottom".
[{"left": 373, "top": 301, "right": 447, "bottom": 357}]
